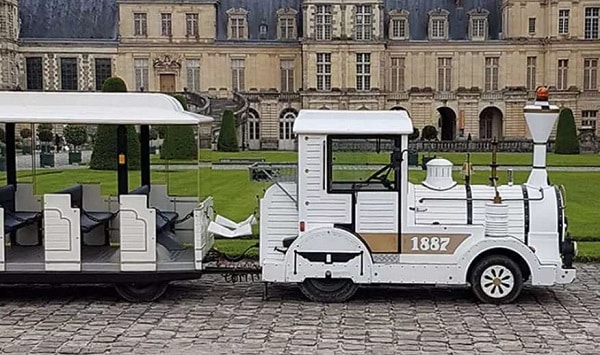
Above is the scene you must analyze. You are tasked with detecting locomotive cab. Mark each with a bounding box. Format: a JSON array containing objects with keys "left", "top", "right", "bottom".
[{"left": 259, "top": 88, "right": 577, "bottom": 304}]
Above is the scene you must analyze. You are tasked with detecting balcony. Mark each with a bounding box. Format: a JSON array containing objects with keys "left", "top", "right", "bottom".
[
  {"left": 481, "top": 91, "right": 504, "bottom": 101},
  {"left": 434, "top": 91, "right": 456, "bottom": 101},
  {"left": 388, "top": 92, "right": 410, "bottom": 100},
  {"left": 581, "top": 90, "right": 600, "bottom": 98}
]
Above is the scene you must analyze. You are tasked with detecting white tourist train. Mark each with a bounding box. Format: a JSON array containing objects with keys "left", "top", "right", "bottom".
[
  {"left": 258, "top": 88, "right": 577, "bottom": 304},
  {"left": 0, "top": 88, "right": 577, "bottom": 303}
]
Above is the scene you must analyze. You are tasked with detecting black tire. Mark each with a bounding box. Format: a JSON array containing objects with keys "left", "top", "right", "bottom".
[
  {"left": 298, "top": 278, "right": 358, "bottom": 303},
  {"left": 114, "top": 282, "right": 169, "bottom": 302},
  {"left": 470, "top": 255, "right": 523, "bottom": 304}
]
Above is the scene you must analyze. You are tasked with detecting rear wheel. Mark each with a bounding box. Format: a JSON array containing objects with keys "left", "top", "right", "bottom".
[
  {"left": 114, "top": 282, "right": 169, "bottom": 302},
  {"left": 470, "top": 255, "right": 523, "bottom": 304},
  {"left": 298, "top": 278, "right": 358, "bottom": 303}
]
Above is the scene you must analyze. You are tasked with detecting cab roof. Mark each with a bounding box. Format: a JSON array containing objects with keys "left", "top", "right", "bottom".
[
  {"left": 0, "top": 92, "right": 213, "bottom": 125},
  {"left": 293, "top": 110, "right": 413, "bottom": 135}
]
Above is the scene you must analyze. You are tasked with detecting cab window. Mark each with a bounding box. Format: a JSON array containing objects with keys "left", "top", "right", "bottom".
[{"left": 327, "top": 135, "right": 401, "bottom": 192}]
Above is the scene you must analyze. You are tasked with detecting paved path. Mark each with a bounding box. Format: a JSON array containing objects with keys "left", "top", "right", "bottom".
[
  {"left": 0, "top": 264, "right": 599, "bottom": 354},
  {"left": 16, "top": 151, "right": 92, "bottom": 170},
  {"left": 13, "top": 151, "right": 600, "bottom": 172}
]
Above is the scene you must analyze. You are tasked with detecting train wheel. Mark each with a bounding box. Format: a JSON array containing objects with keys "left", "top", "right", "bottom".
[
  {"left": 298, "top": 278, "right": 358, "bottom": 303},
  {"left": 114, "top": 282, "right": 169, "bottom": 302},
  {"left": 470, "top": 255, "right": 523, "bottom": 304}
]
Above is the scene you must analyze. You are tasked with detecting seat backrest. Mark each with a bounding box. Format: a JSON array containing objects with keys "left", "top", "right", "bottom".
[
  {"left": 129, "top": 185, "right": 150, "bottom": 208},
  {"left": 57, "top": 185, "right": 83, "bottom": 208},
  {"left": 129, "top": 185, "right": 150, "bottom": 196},
  {"left": 0, "top": 185, "right": 15, "bottom": 211}
]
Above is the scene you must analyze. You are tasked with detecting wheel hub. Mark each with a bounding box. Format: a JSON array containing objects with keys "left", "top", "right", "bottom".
[{"left": 480, "top": 265, "right": 514, "bottom": 298}]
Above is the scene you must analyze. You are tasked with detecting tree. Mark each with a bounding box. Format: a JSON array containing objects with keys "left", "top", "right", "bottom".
[
  {"left": 408, "top": 128, "right": 420, "bottom": 141},
  {"left": 554, "top": 108, "right": 580, "bottom": 155},
  {"left": 63, "top": 124, "right": 87, "bottom": 151},
  {"left": 149, "top": 127, "right": 159, "bottom": 141},
  {"left": 0, "top": 127, "right": 5, "bottom": 143},
  {"left": 421, "top": 125, "right": 438, "bottom": 141},
  {"left": 37, "top": 123, "right": 54, "bottom": 153},
  {"left": 160, "top": 94, "right": 197, "bottom": 160},
  {"left": 20, "top": 128, "right": 32, "bottom": 139},
  {"left": 89, "top": 77, "right": 141, "bottom": 170},
  {"left": 217, "top": 110, "right": 239, "bottom": 152}
]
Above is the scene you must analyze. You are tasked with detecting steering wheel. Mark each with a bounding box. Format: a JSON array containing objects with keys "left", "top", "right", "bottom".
[{"left": 363, "top": 164, "right": 394, "bottom": 190}]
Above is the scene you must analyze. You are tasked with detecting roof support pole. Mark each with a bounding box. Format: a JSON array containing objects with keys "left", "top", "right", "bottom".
[
  {"left": 140, "top": 125, "right": 150, "bottom": 187},
  {"left": 117, "top": 125, "right": 128, "bottom": 197},
  {"left": 5, "top": 123, "right": 16, "bottom": 186}
]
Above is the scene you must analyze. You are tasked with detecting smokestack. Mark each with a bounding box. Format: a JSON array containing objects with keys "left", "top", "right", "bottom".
[{"left": 524, "top": 87, "right": 560, "bottom": 187}]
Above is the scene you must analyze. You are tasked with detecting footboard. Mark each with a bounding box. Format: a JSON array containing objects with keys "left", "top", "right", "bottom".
[{"left": 194, "top": 196, "right": 214, "bottom": 270}]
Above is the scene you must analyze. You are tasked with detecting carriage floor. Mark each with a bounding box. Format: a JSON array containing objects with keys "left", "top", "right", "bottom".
[{"left": 3, "top": 245, "right": 196, "bottom": 272}]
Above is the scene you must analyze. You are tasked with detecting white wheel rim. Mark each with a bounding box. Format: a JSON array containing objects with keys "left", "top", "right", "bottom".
[{"left": 480, "top": 265, "right": 514, "bottom": 298}]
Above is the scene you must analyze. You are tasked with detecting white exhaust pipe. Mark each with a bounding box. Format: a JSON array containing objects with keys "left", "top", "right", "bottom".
[{"left": 523, "top": 87, "right": 560, "bottom": 187}]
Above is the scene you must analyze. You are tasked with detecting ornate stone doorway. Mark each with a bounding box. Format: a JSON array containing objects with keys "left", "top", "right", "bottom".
[{"left": 159, "top": 74, "right": 176, "bottom": 93}]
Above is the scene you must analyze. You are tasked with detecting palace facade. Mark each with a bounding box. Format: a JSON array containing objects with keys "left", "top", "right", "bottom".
[{"left": 2, "top": 0, "right": 599, "bottom": 149}]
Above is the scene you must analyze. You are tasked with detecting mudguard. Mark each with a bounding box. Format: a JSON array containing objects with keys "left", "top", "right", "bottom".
[{"left": 284, "top": 227, "right": 374, "bottom": 283}]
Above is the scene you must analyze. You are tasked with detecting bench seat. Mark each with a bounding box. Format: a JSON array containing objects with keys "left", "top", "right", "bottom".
[
  {"left": 130, "top": 185, "right": 179, "bottom": 232},
  {"left": 81, "top": 211, "right": 116, "bottom": 234},
  {"left": 57, "top": 185, "right": 115, "bottom": 244},
  {"left": 4, "top": 211, "right": 41, "bottom": 234},
  {"left": 0, "top": 185, "right": 42, "bottom": 244}
]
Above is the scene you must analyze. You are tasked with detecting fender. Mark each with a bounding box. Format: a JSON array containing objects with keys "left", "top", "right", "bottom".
[
  {"left": 457, "top": 236, "right": 556, "bottom": 285},
  {"left": 284, "top": 227, "right": 374, "bottom": 283}
]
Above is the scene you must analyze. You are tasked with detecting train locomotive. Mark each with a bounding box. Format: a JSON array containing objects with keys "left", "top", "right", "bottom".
[{"left": 257, "top": 87, "right": 577, "bottom": 304}]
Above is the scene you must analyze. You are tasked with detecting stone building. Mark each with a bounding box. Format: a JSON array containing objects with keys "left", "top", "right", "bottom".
[{"left": 2, "top": 0, "right": 599, "bottom": 149}]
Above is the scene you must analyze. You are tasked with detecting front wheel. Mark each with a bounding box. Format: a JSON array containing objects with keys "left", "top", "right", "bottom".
[
  {"left": 470, "top": 255, "right": 523, "bottom": 304},
  {"left": 298, "top": 278, "right": 358, "bottom": 303},
  {"left": 114, "top": 282, "right": 169, "bottom": 302}
]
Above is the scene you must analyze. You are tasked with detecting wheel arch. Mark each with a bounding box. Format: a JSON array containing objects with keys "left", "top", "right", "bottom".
[
  {"left": 284, "top": 226, "right": 374, "bottom": 283},
  {"left": 466, "top": 248, "right": 532, "bottom": 283}
]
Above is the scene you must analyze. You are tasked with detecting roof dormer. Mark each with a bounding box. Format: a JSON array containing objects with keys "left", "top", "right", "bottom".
[
  {"left": 226, "top": 8, "right": 248, "bottom": 40},
  {"left": 389, "top": 9, "right": 409, "bottom": 40},
  {"left": 428, "top": 8, "right": 449, "bottom": 40},
  {"left": 468, "top": 8, "right": 490, "bottom": 41}
]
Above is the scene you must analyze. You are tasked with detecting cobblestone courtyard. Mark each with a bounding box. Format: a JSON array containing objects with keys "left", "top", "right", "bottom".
[{"left": 0, "top": 264, "right": 598, "bottom": 354}]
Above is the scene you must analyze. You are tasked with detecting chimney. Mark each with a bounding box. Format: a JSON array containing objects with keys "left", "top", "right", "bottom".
[{"left": 524, "top": 87, "right": 560, "bottom": 187}]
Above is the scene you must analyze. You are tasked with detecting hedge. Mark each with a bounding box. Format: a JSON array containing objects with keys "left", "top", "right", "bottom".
[
  {"left": 554, "top": 108, "right": 580, "bottom": 155},
  {"left": 160, "top": 94, "right": 197, "bottom": 160},
  {"left": 217, "top": 110, "right": 238, "bottom": 152},
  {"left": 89, "top": 77, "right": 141, "bottom": 170}
]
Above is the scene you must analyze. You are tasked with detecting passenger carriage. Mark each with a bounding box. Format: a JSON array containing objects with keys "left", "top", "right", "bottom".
[{"left": 0, "top": 91, "right": 216, "bottom": 301}]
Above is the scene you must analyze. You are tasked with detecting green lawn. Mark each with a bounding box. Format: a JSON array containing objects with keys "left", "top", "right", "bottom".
[
  {"left": 151, "top": 150, "right": 600, "bottom": 167},
  {"left": 4, "top": 165, "right": 600, "bottom": 260}
]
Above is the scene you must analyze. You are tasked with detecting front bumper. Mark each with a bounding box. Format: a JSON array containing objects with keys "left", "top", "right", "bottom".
[
  {"left": 555, "top": 266, "right": 577, "bottom": 284},
  {"left": 561, "top": 238, "right": 577, "bottom": 269}
]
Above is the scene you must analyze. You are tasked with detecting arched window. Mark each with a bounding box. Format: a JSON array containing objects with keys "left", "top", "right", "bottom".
[
  {"left": 279, "top": 108, "right": 297, "bottom": 140},
  {"left": 246, "top": 108, "right": 260, "bottom": 141}
]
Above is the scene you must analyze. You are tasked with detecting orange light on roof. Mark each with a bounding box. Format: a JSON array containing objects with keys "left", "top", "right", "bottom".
[{"left": 536, "top": 86, "right": 549, "bottom": 101}]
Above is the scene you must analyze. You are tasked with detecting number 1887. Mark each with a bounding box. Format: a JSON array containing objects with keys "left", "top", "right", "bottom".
[{"left": 410, "top": 236, "right": 450, "bottom": 251}]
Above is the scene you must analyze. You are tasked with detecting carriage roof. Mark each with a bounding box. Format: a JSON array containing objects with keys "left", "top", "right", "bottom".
[
  {"left": 0, "top": 92, "right": 213, "bottom": 125},
  {"left": 293, "top": 110, "right": 413, "bottom": 135}
]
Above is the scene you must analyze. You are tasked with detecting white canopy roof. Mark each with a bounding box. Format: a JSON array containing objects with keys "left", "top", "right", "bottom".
[
  {"left": 293, "top": 110, "right": 413, "bottom": 135},
  {"left": 0, "top": 92, "right": 213, "bottom": 125}
]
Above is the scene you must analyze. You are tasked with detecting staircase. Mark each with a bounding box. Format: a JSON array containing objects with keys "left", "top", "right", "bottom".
[
  {"left": 179, "top": 90, "right": 248, "bottom": 148},
  {"left": 206, "top": 91, "right": 249, "bottom": 147},
  {"left": 180, "top": 90, "right": 210, "bottom": 116}
]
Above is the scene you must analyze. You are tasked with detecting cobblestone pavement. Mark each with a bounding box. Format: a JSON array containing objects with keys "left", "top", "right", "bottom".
[{"left": 0, "top": 264, "right": 598, "bottom": 354}]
